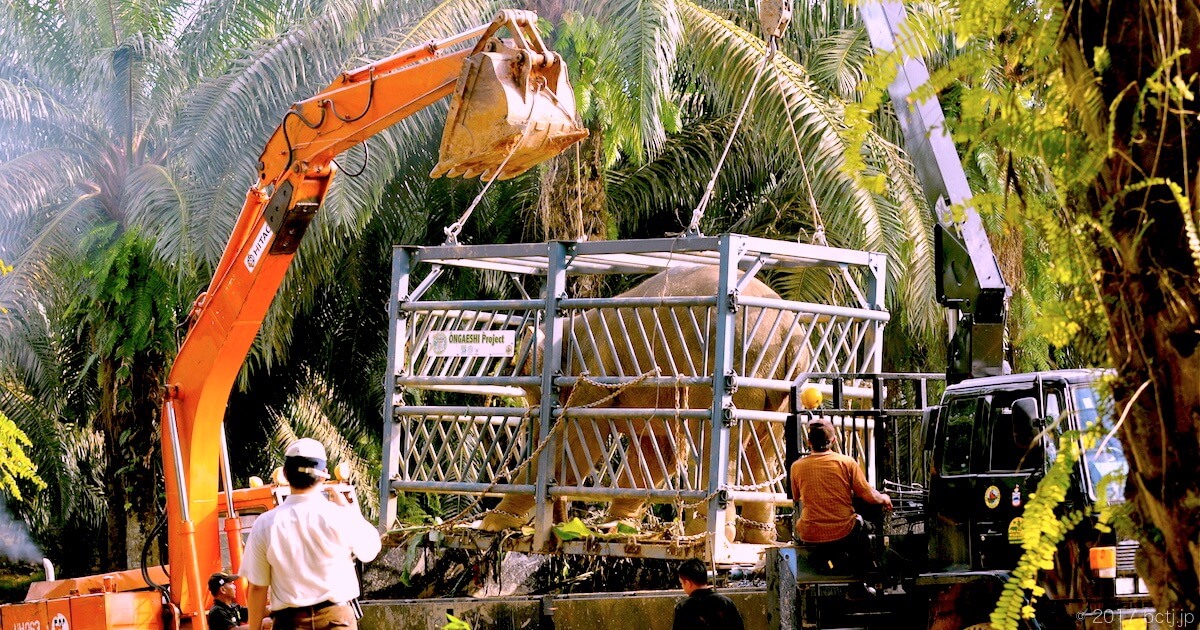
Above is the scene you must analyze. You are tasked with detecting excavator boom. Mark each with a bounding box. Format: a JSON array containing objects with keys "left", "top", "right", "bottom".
[{"left": 161, "top": 10, "right": 585, "bottom": 626}]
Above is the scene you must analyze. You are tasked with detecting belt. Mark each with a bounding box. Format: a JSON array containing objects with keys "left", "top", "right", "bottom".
[{"left": 271, "top": 601, "right": 342, "bottom": 617}]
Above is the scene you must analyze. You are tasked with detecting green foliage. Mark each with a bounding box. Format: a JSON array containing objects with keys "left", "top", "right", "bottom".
[
  {"left": 552, "top": 517, "right": 598, "bottom": 541},
  {"left": 0, "top": 410, "right": 44, "bottom": 500},
  {"left": 4, "top": 0, "right": 1116, "bottom": 579},
  {"left": 67, "top": 227, "right": 179, "bottom": 412},
  {"left": 991, "top": 406, "right": 1128, "bottom": 628},
  {"left": 269, "top": 366, "right": 385, "bottom": 520},
  {"left": 441, "top": 613, "right": 471, "bottom": 630},
  {"left": 556, "top": 4, "right": 683, "bottom": 164},
  {"left": 845, "top": 0, "right": 1115, "bottom": 367},
  {"left": 991, "top": 433, "right": 1084, "bottom": 628}
]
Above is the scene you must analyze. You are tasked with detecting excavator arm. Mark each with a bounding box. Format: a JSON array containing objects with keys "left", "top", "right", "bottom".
[
  {"left": 161, "top": 10, "right": 585, "bottom": 626},
  {"left": 859, "top": 1, "right": 1010, "bottom": 384}
]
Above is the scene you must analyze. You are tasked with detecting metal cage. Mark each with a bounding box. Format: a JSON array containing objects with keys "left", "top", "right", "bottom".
[{"left": 377, "top": 234, "right": 888, "bottom": 565}]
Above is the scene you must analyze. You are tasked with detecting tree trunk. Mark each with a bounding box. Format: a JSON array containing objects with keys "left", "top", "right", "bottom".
[
  {"left": 127, "top": 352, "right": 165, "bottom": 569},
  {"left": 98, "top": 357, "right": 128, "bottom": 571},
  {"left": 539, "top": 123, "right": 608, "bottom": 296},
  {"left": 1061, "top": 0, "right": 1200, "bottom": 615},
  {"left": 97, "top": 351, "right": 164, "bottom": 571}
]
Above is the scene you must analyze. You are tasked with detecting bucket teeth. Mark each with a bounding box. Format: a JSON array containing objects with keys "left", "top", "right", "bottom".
[{"left": 432, "top": 39, "right": 587, "bottom": 181}]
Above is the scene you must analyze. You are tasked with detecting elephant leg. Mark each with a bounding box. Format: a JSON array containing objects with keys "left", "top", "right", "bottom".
[
  {"left": 606, "top": 436, "right": 649, "bottom": 523},
  {"left": 681, "top": 417, "right": 718, "bottom": 537},
  {"left": 682, "top": 422, "right": 747, "bottom": 542},
  {"left": 607, "top": 427, "right": 679, "bottom": 524},
  {"left": 734, "top": 418, "right": 784, "bottom": 543},
  {"left": 739, "top": 502, "right": 778, "bottom": 544},
  {"left": 481, "top": 415, "right": 610, "bottom": 531},
  {"left": 479, "top": 464, "right": 538, "bottom": 531}
]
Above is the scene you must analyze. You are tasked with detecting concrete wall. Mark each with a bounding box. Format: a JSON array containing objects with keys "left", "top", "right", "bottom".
[{"left": 362, "top": 588, "right": 767, "bottom": 630}]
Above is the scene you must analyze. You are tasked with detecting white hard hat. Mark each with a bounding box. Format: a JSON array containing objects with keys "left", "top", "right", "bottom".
[{"left": 285, "top": 437, "right": 328, "bottom": 462}]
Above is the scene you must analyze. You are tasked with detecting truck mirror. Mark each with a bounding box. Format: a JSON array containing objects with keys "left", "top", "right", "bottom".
[
  {"left": 1012, "top": 397, "right": 1040, "bottom": 447},
  {"left": 921, "top": 406, "right": 940, "bottom": 450}
]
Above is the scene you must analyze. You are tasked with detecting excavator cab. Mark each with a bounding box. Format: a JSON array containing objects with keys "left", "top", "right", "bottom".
[{"left": 431, "top": 10, "right": 588, "bottom": 181}]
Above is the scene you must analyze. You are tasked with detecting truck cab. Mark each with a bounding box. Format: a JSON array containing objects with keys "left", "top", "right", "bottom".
[
  {"left": 773, "top": 370, "right": 1151, "bottom": 628},
  {"left": 920, "top": 370, "right": 1149, "bottom": 624},
  {"left": 926, "top": 369, "right": 1118, "bottom": 572}
]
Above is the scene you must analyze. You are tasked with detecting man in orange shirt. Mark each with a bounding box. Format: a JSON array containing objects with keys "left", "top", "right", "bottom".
[{"left": 790, "top": 418, "right": 891, "bottom": 585}]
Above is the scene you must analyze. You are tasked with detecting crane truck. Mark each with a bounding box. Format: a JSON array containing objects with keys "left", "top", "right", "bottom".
[
  {"left": 769, "top": 2, "right": 1155, "bottom": 628},
  {"left": 0, "top": 10, "right": 585, "bottom": 630}
]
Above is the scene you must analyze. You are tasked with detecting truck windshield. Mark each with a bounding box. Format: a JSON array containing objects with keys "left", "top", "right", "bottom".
[{"left": 1072, "top": 385, "right": 1127, "bottom": 502}]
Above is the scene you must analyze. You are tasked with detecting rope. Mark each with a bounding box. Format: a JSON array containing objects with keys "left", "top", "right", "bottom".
[
  {"left": 775, "top": 64, "right": 827, "bottom": 244},
  {"left": 686, "top": 39, "right": 777, "bottom": 236}
]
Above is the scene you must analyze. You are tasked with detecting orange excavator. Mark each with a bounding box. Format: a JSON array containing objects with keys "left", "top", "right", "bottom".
[{"left": 0, "top": 9, "right": 584, "bottom": 630}]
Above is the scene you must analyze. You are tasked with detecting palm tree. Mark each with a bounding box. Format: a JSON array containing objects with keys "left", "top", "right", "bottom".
[
  {"left": 0, "top": 262, "right": 110, "bottom": 575},
  {"left": 218, "top": 0, "right": 959, "bottom": 529},
  {"left": 0, "top": 0, "right": 516, "bottom": 570},
  {"left": 0, "top": 0, "right": 199, "bottom": 562},
  {"left": 540, "top": 0, "right": 944, "bottom": 354}
]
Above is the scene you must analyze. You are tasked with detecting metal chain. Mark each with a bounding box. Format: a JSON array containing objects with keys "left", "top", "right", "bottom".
[
  {"left": 725, "top": 471, "right": 786, "bottom": 492},
  {"left": 735, "top": 514, "right": 777, "bottom": 531}
]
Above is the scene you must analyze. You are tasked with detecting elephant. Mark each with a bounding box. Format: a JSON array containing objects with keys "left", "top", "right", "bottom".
[{"left": 479, "top": 264, "right": 807, "bottom": 544}]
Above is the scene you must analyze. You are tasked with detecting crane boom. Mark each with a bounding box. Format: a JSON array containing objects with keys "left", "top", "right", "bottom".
[
  {"left": 859, "top": 1, "right": 1010, "bottom": 384},
  {"left": 160, "top": 10, "right": 585, "bottom": 626}
]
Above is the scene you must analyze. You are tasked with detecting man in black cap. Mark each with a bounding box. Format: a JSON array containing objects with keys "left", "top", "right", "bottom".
[
  {"left": 672, "top": 558, "right": 744, "bottom": 629},
  {"left": 207, "top": 572, "right": 248, "bottom": 630}
]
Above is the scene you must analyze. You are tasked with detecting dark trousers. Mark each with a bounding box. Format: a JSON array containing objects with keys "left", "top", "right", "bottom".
[
  {"left": 270, "top": 603, "right": 356, "bottom": 630},
  {"left": 803, "top": 518, "right": 876, "bottom": 579}
]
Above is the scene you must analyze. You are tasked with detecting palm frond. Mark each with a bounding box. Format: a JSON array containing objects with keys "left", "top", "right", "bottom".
[
  {"left": 0, "top": 195, "right": 107, "bottom": 333},
  {"left": 670, "top": 1, "right": 941, "bottom": 350},
  {"left": 367, "top": 0, "right": 502, "bottom": 57},
  {"left": 0, "top": 1, "right": 92, "bottom": 90},
  {"left": 608, "top": 115, "right": 755, "bottom": 234},
  {"left": 808, "top": 28, "right": 871, "bottom": 101},
  {"left": 0, "top": 149, "right": 90, "bottom": 229},
  {"left": 125, "top": 163, "right": 195, "bottom": 274},
  {"left": 270, "top": 367, "right": 379, "bottom": 519},
  {"left": 680, "top": 2, "right": 885, "bottom": 245},
  {"left": 174, "top": 0, "right": 287, "bottom": 76},
  {"left": 579, "top": 0, "right": 682, "bottom": 162},
  {"left": 0, "top": 79, "right": 97, "bottom": 152}
]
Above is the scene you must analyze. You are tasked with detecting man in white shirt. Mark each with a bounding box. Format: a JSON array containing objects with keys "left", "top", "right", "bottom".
[{"left": 242, "top": 438, "right": 382, "bottom": 630}]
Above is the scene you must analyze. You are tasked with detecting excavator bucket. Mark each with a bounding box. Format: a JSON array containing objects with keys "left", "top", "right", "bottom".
[{"left": 431, "top": 15, "right": 588, "bottom": 181}]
